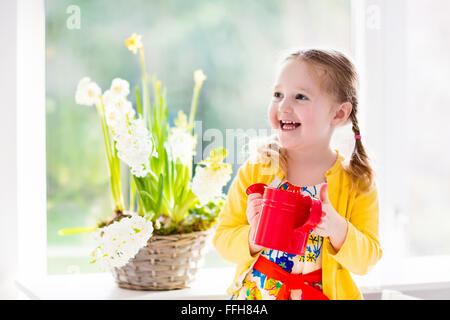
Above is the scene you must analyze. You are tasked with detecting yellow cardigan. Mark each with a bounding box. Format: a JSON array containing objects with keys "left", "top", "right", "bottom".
[{"left": 212, "top": 150, "right": 382, "bottom": 300}]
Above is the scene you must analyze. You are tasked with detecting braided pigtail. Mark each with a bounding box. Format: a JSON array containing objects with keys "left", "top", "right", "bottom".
[{"left": 347, "top": 101, "right": 375, "bottom": 193}]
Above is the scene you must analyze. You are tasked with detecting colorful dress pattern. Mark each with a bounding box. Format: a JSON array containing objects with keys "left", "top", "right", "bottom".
[{"left": 231, "top": 180, "right": 325, "bottom": 300}]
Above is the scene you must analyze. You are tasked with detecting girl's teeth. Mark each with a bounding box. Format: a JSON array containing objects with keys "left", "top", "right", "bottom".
[{"left": 280, "top": 120, "right": 301, "bottom": 130}]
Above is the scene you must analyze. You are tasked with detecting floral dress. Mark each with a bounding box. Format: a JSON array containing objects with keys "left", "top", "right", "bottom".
[{"left": 231, "top": 180, "right": 326, "bottom": 300}]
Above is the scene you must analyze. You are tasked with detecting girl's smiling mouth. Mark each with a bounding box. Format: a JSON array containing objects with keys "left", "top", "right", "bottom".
[{"left": 280, "top": 120, "right": 301, "bottom": 131}]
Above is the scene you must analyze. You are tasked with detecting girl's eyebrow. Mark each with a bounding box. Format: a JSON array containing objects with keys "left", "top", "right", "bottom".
[{"left": 273, "top": 85, "right": 312, "bottom": 95}]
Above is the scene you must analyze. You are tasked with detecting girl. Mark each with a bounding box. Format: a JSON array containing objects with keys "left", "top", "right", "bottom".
[{"left": 213, "top": 49, "right": 382, "bottom": 300}]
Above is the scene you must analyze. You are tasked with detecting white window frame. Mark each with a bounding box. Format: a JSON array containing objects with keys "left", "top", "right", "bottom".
[
  {"left": 0, "top": 0, "right": 46, "bottom": 298},
  {"left": 16, "top": 0, "right": 47, "bottom": 279},
  {"left": 3, "top": 0, "right": 450, "bottom": 299},
  {"left": 351, "top": 0, "right": 409, "bottom": 287},
  {"left": 0, "top": 0, "right": 20, "bottom": 298}
]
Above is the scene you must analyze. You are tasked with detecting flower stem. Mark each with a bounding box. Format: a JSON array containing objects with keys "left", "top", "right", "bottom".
[
  {"left": 129, "top": 172, "right": 136, "bottom": 212},
  {"left": 96, "top": 98, "right": 124, "bottom": 213},
  {"left": 187, "top": 86, "right": 201, "bottom": 179},
  {"left": 139, "top": 47, "right": 152, "bottom": 134},
  {"left": 188, "top": 86, "right": 200, "bottom": 134}
]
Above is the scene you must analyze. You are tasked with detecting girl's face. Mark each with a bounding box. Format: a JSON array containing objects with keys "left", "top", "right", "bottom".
[{"left": 268, "top": 59, "right": 339, "bottom": 151}]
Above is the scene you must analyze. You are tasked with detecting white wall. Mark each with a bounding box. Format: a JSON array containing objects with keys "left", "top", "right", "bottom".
[{"left": 0, "top": 0, "right": 20, "bottom": 299}]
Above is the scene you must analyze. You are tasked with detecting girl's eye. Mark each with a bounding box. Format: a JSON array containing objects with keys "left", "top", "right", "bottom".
[
  {"left": 296, "top": 93, "right": 308, "bottom": 100},
  {"left": 273, "top": 92, "right": 282, "bottom": 98}
]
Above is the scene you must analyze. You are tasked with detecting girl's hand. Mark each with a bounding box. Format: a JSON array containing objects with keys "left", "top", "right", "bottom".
[
  {"left": 246, "top": 193, "right": 264, "bottom": 255},
  {"left": 314, "top": 183, "right": 348, "bottom": 252}
]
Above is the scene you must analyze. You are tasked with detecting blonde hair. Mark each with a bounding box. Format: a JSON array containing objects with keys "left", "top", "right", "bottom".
[{"left": 257, "top": 49, "right": 374, "bottom": 194}]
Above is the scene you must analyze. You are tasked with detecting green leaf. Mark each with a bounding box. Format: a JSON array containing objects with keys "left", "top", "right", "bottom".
[
  {"left": 163, "top": 149, "right": 170, "bottom": 196},
  {"left": 139, "top": 189, "right": 155, "bottom": 210},
  {"left": 135, "top": 86, "right": 142, "bottom": 117},
  {"left": 58, "top": 226, "right": 98, "bottom": 235},
  {"left": 154, "top": 174, "right": 164, "bottom": 220}
]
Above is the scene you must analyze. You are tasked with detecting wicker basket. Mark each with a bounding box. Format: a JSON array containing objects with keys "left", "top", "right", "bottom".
[{"left": 111, "top": 229, "right": 213, "bottom": 290}]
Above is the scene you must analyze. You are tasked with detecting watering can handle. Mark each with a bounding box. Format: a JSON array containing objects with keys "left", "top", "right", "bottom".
[
  {"left": 291, "top": 198, "right": 323, "bottom": 255},
  {"left": 293, "top": 198, "right": 323, "bottom": 234},
  {"left": 246, "top": 183, "right": 268, "bottom": 196}
]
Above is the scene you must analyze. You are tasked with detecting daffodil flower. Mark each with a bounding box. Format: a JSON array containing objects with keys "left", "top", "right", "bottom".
[
  {"left": 194, "top": 69, "right": 207, "bottom": 89},
  {"left": 174, "top": 110, "right": 194, "bottom": 131},
  {"left": 125, "top": 33, "right": 143, "bottom": 54},
  {"left": 188, "top": 70, "right": 207, "bottom": 130}
]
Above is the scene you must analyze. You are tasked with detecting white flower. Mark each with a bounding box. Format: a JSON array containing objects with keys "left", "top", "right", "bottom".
[
  {"left": 110, "top": 78, "right": 130, "bottom": 98},
  {"left": 165, "top": 127, "right": 197, "bottom": 166},
  {"left": 192, "top": 163, "right": 232, "bottom": 205},
  {"left": 102, "top": 89, "right": 118, "bottom": 107},
  {"left": 91, "top": 213, "right": 154, "bottom": 270},
  {"left": 103, "top": 92, "right": 136, "bottom": 137},
  {"left": 115, "top": 118, "right": 153, "bottom": 177},
  {"left": 75, "top": 77, "right": 102, "bottom": 106}
]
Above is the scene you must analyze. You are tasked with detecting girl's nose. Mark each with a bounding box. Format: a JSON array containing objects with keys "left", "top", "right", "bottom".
[{"left": 278, "top": 98, "right": 293, "bottom": 113}]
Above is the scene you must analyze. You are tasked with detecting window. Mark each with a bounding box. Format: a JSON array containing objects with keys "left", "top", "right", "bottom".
[
  {"left": 45, "top": 0, "right": 352, "bottom": 274},
  {"left": 403, "top": 0, "right": 450, "bottom": 256},
  {"left": 359, "top": 0, "right": 450, "bottom": 258},
  {"left": 347, "top": 0, "right": 450, "bottom": 287}
]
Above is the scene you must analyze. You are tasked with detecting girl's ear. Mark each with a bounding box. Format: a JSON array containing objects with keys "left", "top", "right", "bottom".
[{"left": 331, "top": 102, "right": 352, "bottom": 127}]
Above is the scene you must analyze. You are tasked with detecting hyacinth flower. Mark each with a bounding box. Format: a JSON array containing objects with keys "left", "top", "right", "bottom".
[
  {"left": 166, "top": 110, "right": 197, "bottom": 168},
  {"left": 90, "top": 213, "right": 154, "bottom": 270},
  {"left": 191, "top": 147, "right": 232, "bottom": 205}
]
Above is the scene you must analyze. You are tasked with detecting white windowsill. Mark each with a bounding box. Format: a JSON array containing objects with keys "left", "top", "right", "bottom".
[
  {"left": 15, "top": 255, "right": 450, "bottom": 300},
  {"left": 15, "top": 267, "right": 234, "bottom": 300}
]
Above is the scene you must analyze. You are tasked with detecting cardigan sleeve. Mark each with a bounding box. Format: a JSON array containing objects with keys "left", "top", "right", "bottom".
[
  {"left": 212, "top": 160, "right": 258, "bottom": 267},
  {"left": 326, "top": 183, "right": 383, "bottom": 275}
]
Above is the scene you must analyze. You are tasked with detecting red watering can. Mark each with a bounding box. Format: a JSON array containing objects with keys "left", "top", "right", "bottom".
[{"left": 246, "top": 183, "right": 323, "bottom": 256}]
